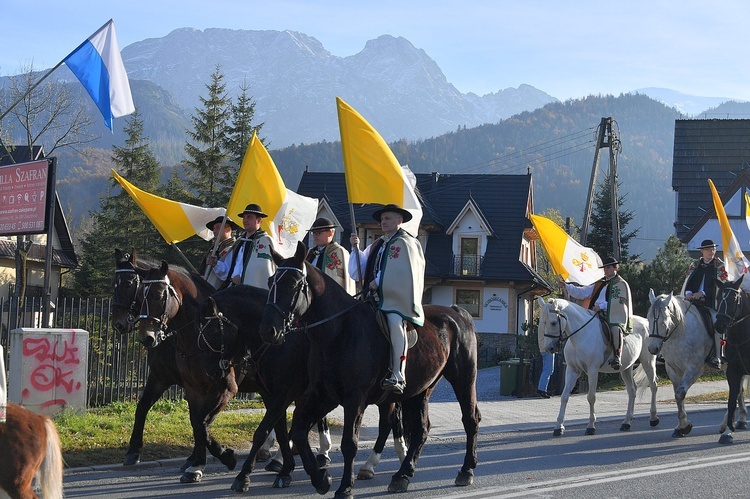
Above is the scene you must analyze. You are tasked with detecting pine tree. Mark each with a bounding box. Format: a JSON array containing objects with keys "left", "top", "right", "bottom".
[
  {"left": 73, "top": 110, "right": 163, "bottom": 296},
  {"left": 223, "top": 80, "right": 266, "bottom": 185},
  {"left": 586, "top": 173, "right": 639, "bottom": 261},
  {"left": 183, "top": 65, "right": 231, "bottom": 208}
]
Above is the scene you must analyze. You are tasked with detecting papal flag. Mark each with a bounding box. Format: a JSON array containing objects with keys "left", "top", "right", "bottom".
[
  {"left": 709, "top": 179, "right": 749, "bottom": 283},
  {"left": 112, "top": 170, "right": 226, "bottom": 243},
  {"left": 336, "top": 97, "right": 422, "bottom": 235},
  {"left": 529, "top": 214, "right": 604, "bottom": 286},
  {"left": 227, "top": 131, "right": 318, "bottom": 258}
]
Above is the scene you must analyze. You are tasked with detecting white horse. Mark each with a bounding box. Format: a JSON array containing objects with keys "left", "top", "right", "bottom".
[
  {"left": 537, "top": 296, "right": 660, "bottom": 436},
  {"left": 647, "top": 290, "right": 748, "bottom": 437}
]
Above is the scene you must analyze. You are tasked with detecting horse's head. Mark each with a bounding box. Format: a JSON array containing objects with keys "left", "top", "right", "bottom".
[
  {"left": 647, "top": 289, "right": 681, "bottom": 355},
  {"left": 197, "top": 295, "right": 240, "bottom": 380},
  {"left": 260, "top": 242, "right": 311, "bottom": 345},
  {"left": 135, "top": 260, "right": 182, "bottom": 348},
  {"left": 715, "top": 275, "right": 745, "bottom": 335},
  {"left": 112, "top": 249, "right": 142, "bottom": 335},
  {"left": 536, "top": 296, "right": 565, "bottom": 353}
]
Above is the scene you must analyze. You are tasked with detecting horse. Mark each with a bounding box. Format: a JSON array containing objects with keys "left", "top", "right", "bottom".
[
  {"left": 260, "top": 242, "right": 481, "bottom": 498},
  {"left": 647, "top": 290, "right": 747, "bottom": 437},
  {"left": 536, "top": 296, "right": 660, "bottom": 436},
  {"left": 197, "top": 284, "right": 406, "bottom": 492},
  {"left": 0, "top": 403, "right": 63, "bottom": 499},
  {"left": 714, "top": 276, "right": 750, "bottom": 444}
]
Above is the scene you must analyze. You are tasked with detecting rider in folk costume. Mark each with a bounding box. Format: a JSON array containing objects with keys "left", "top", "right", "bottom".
[
  {"left": 681, "top": 239, "right": 729, "bottom": 369},
  {"left": 207, "top": 204, "right": 276, "bottom": 290},
  {"left": 349, "top": 204, "right": 425, "bottom": 394},
  {"left": 560, "top": 256, "right": 632, "bottom": 370},
  {"left": 199, "top": 216, "right": 240, "bottom": 289},
  {"left": 305, "top": 217, "right": 356, "bottom": 295}
]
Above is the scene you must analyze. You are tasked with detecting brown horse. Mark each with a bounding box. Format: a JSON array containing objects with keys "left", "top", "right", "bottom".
[
  {"left": 260, "top": 242, "right": 481, "bottom": 498},
  {"left": 0, "top": 403, "right": 63, "bottom": 499}
]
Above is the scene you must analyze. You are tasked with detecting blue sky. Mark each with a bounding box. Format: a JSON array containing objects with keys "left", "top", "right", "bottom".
[{"left": 2, "top": 0, "right": 749, "bottom": 101}]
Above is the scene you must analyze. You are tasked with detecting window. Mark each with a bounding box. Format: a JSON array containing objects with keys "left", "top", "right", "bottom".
[
  {"left": 458, "top": 237, "right": 480, "bottom": 276},
  {"left": 456, "top": 289, "right": 481, "bottom": 318}
]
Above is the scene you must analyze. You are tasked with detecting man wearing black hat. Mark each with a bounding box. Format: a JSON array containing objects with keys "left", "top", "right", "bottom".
[
  {"left": 305, "top": 217, "right": 355, "bottom": 295},
  {"left": 682, "top": 239, "right": 729, "bottom": 368},
  {"left": 199, "top": 216, "right": 240, "bottom": 289},
  {"left": 560, "top": 256, "right": 632, "bottom": 370},
  {"left": 207, "top": 204, "right": 276, "bottom": 289},
  {"left": 349, "top": 204, "right": 425, "bottom": 394}
]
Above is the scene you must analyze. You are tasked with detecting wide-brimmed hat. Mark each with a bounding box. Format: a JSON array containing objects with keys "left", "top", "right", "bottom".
[
  {"left": 310, "top": 217, "right": 336, "bottom": 231},
  {"left": 205, "top": 216, "right": 241, "bottom": 231},
  {"left": 372, "top": 204, "right": 413, "bottom": 223},
  {"left": 698, "top": 239, "right": 718, "bottom": 249},
  {"left": 237, "top": 203, "right": 268, "bottom": 218},
  {"left": 599, "top": 256, "right": 620, "bottom": 268}
]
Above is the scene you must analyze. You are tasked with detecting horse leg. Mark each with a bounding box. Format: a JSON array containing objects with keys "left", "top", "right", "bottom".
[
  {"left": 554, "top": 366, "right": 580, "bottom": 437},
  {"left": 444, "top": 367, "right": 480, "bottom": 486},
  {"left": 737, "top": 376, "right": 748, "bottom": 430},
  {"left": 619, "top": 367, "right": 637, "bottom": 431},
  {"left": 316, "top": 418, "right": 332, "bottom": 467},
  {"left": 180, "top": 398, "right": 209, "bottom": 483},
  {"left": 358, "top": 403, "right": 396, "bottom": 480},
  {"left": 720, "top": 368, "right": 743, "bottom": 444},
  {"left": 389, "top": 393, "right": 430, "bottom": 494},
  {"left": 334, "top": 399, "right": 368, "bottom": 499},
  {"left": 637, "top": 351, "right": 661, "bottom": 428},
  {"left": 124, "top": 371, "right": 171, "bottom": 466},
  {"left": 584, "top": 368, "right": 599, "bottom": 435},
  {"left": 290, "top": 396, "right": 336, "bottom": 495}
]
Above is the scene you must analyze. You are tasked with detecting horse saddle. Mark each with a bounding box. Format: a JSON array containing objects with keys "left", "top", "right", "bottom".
[{"left": 373, "top": 308, "right": 418, "bottom": 349}]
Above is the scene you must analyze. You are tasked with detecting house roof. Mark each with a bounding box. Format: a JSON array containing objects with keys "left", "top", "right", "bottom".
[
  {"left": 296, "top": 171, "right": 550, "bottom": 287},
  {"left": 673, "top": 119, "right": 750, "bottom": 241}
]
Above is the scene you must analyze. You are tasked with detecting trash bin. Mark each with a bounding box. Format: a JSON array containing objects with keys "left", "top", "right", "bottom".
[{"left": 499, "top": 359, "right": 520, "bottom": 396}]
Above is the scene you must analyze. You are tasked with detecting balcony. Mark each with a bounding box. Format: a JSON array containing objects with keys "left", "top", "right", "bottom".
[{"left": 451, "top": 254, "right": 483, "bottom": 277}]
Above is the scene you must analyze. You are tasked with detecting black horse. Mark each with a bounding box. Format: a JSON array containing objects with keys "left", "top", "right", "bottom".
[
  {"left": 198, "top": 284, "right": 405, "bottom": 492},
  {"left": 715, "top": 275, "right": 750, "bottom": 444},
  {"left": 260, "top": 243, "right": 481, "bottom": 498}
]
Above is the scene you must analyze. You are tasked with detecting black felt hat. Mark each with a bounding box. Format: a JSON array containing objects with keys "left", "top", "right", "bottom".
[
  {"left": 599, "top": 256, "right": 620, "bottom": 268},
  {"left": 237, "top": 203, "right": 268, "bottom": 218},
  {"left": 698, "top": 239, "right": 718, "bottom": 249},
  {"left": 205, "top": 216, "right": 241, "bottom": 231},
  {"left": 310, "top": 217, "right": 337, "bottom": 231},
  {"left": 372, "top": 204, "right": 412, "bottom": 223}
]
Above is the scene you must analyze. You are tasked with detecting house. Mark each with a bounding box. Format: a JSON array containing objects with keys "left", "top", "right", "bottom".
[
  {"left": 296, "top": 170, "right": 552, "bottom": 364},
  {"left": 0, "top": 146, "right": 78, "bottom": 302}
]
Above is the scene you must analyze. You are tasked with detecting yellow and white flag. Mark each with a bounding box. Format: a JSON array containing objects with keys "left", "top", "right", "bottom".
[
  {"left": 709, "top": 179, "right": 749, "bottom": 282},
  {"left": 336, "top": 97, "right": 422, "bottom": 235},
  {"left": 227, "top": 132, "right": 318, "bottom": 258},
  {"left": 529, "top": 214, "right": 604, "bottom": 286},
  {"left": 112, "top": 170, "right": 226, "bottom": 243}
]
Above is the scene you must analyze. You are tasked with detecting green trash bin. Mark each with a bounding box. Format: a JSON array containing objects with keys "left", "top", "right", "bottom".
[{"left": 499, "top": 359, "right": 519, "bottom": 395}]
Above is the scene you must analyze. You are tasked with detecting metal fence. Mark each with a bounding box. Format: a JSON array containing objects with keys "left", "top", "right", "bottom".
[{"left": 0, "top": 295, "right": 182, "bottom": 407}]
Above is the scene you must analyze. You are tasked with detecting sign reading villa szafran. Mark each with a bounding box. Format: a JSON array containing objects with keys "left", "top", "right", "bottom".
[{"left": 0, "top": 160, "right": 52, "bottom": 236}]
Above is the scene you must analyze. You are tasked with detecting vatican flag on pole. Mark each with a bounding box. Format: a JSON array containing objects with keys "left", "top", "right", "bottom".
[
  {"left": 529, "top": 214, "right": 604, "bottom": 286},
  {"left": 708, "top": 179, "right": 749, "bottom": 284},
  {"left": 112, "top": 170, "right": 225, "bottom": 243},
  {"left": 227, "top": 132, "right": 318, "bottom": 258},
  {"left": 336, "top": 97, "right": 422, "bottom": 235}
]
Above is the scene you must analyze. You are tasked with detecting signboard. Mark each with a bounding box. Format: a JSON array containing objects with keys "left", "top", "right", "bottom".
[{"left": 0, "top": 159, "right": 53, "bottom": 235}]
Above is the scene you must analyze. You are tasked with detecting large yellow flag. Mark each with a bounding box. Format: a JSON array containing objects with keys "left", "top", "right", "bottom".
[
  {"left": 227, "top": 131, "right": 318, "bottom": 258},
  {"left": 529, "top": 214, "right": 604, "bottom": 286},
  {"left": 112, "top": 170, "right": 226, "bottom": 243},
  {"left": 336, "top": 97, "right": 422, "bottom": 235},
  {"left": 708, "top": 179, "right": 749, "bottom": 282}
]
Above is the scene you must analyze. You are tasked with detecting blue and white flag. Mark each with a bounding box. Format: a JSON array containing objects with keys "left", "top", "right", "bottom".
[{"left": 63, "top": 19, "right": 134, "bottom": 130}]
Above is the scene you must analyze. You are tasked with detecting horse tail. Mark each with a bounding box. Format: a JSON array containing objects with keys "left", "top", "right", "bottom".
[
  {"left": 633, "top": 364, "right": 651, "bottom": 389},
  {"left": 38, "top": 416, "right": 64, "bottom": 499}
]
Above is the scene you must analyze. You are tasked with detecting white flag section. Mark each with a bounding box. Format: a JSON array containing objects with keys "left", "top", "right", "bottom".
[
  {"left": 400, "top": 164, "right": 422, "bottom": 236},
  {"left": 268, "top": 190, "right": 319, "bottom": 258},
  {"left": 708, "top": 179, "right": 749, "bottom": 288}
]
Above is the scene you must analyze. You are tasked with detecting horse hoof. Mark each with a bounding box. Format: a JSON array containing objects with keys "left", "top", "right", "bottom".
[
  {"left": 650, "top": 417, "right": 660, "bottom": 427},
  {"left": 552, "top": 428, "right": 564, "bottom": 437},
  {"left": 180, "top": 470, "right": 203, "bottom": 483},
  {"left": 256, "top": 448, "right": 272, "bottom": 462},
  {"left": 585, "top": 428, "right": 596, "bottom": 436},
  {"left": 123, "top": 453, "right": 140, "bottom": 466},
  {"left": 273, "top": 474, "right": 292, "bottom": 488},
  {"left": 316, "top": 454, "right": 331, "bottom": 468},
  {"left": 219, "top": 448, "right": 237, "bottom": 471},
  {"left": 719, "top": 434, "right": 734, "bottom": 445},
  {"left": 357, "top": 468, "right": 375, "bottom": 480},
  {"left": 455, "top": 469, "right": 474, "bottom": 487},
  {"left": 672, "top": 429, "right": 686, "bottom": 438},
  {"left": 231, "top": 476, "right": 250, "bottom": 493},
  {"left": 388, "top": 475, "right": 410, "bottom": 493},
  {"left": 334, "top": 490, "right": 353, "bottom": 499},
  {"left": 265, "top": 460, "right": 283, "bottom": 474},
  {"left": 620, "top": 423, "right": 631, "bottom": 432},
  {"left": 313, "top": 469, "right": 332, "bottom": 495},
  {"left": 737, "top": 421, "right": 748, "bottom": 430}
]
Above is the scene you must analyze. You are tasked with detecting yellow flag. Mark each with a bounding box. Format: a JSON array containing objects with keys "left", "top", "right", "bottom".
[
  {"left": 228, "top": 131, "right": 318, "bottom": 257},
  {"left": 112, "top": 170, "right": 225, "bottom": 243},
  {"left": 708, "top": 179, "right": 749, "bottom": 281},
  {"left": 529, "top": 214, "right": 604, "bottom": 286},
  {"left": 336, "top": 97, "right": 422, "bottom": 234}
]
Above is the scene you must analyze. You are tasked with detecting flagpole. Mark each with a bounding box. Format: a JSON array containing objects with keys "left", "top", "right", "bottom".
[
  {"left": 0, "top": 61, "right": 65, "bottom": 123},
  {"left": 203, "top": 215, "right": 229, "bottom": 280},
  {"left": 170, "top": 243, "right": 199, "bottom": 274},
  {"left": 349, "top": 203, "right": 365, "bottom": 292}
]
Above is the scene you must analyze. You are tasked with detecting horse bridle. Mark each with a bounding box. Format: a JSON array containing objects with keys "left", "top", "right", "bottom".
[
  {"left": 135, "top": 275, "right": 182, "bottom": 341},
  {"left": 198, "top": 296, "right": 242, "bottom": 378},
  {"left": 648, "top": 299, "right": 686, "bottom": 343},
  {"left": 113, "top": 267, "right": 141, "bottom": 330},
  {"left": 266, "top": 265, "right": 312, "bottom": 336},
  {"left": 717, "top": 285, "right": 750, "bottom": 329},
  {"left": 543, "top": 306, "right": 598, "bottom": 344}
]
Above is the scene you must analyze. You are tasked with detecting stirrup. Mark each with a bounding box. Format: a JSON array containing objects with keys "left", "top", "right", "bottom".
[
  {"left": 381, "top": 373, "right": 405, "bottom": 393},
  {"left": 609, "top": 356, "right": 621, "bottom": 370},
  {"left": 707, "top": 356, "right": 722, "bottom": 369}
]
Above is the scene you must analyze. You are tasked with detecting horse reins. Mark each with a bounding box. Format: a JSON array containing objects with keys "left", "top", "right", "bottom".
[
  {"left": 544, "top": 308, "right": 598, "bottom": 344},
  {"left": 113, "top": 268, "right": 141, "bottom": 328},
  {"left": 649, "top": 299, "right": 693, "bottom": 344}
]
